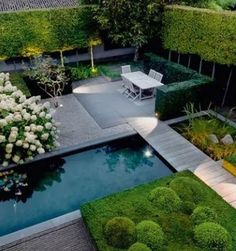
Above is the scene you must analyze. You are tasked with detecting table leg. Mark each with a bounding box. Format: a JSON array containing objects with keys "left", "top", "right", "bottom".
[{"left": 139, "top": 88, "right": 142, "bottom": 100}]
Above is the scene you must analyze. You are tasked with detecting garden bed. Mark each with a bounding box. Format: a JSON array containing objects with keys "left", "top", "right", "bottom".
[
  {"left": 81, "top": 171, "right": 236, "bottom": 251},
  {"left": 170, "top": 110, "right": 236, "bottom": 175}
]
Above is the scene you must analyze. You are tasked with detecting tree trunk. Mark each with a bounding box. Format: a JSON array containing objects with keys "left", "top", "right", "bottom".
[
  {"left": 134, "top": 47, "right": 139, "bottom": 62},
  {"left": 13, "top": 60, "right": 16, "bottom": 71},
  {"left": 187, "top": 55, "right": 191, "bottom": 68},
  {"left": 168, "top": 50, "right": 171, "bottom": 61},
  {"left": 221, "top": 67, "right": 233, "bottom": 107},
  {"left": 60, "top": 50, "right": 64, "bottom": 67},
  {"left": 199, "top": 57, "right": 203, "bottom": 73},
  {"left": 90, "top": 45, "right": 94, "bottom": 70},
  {"left": 211, "top": 62, "right": 216, "bottom": 79},
  {"left": 177, "top": 53, "right": 180, "bottom": 64},
  {"left": 76, "top": 48, "right": 79, "bottom": 67}
]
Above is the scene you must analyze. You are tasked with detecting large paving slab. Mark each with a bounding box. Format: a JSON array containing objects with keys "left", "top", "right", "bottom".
[
  {"left": 73, "top": 78, "right": 155, "bottom": 128},
  {"left": 49, "top": 93, "right": 135, "bottom": 148}
]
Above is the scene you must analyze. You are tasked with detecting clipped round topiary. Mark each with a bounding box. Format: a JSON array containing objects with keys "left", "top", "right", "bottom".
[
  {"left": 194, "top": 222, "right": 232, "bottom": 251},
  {"left": 136, "top": 220, "right": 165, "bottom": 250},
  {"left": 191, "top": 206, "right": 218, "bottom": 225},
  {"left": 128, "top": 242, "right": 151, "bottom": 251},
  {"left": 104, "top": 217, "right": 136, "bottom": 248},
  {"left": 181, "top": 201, "right": 196, "bottom": 215},
  {"left": 148, "top": 187, "right": 181, "bottom": 212},
  {"left": 169, "top": 177, "right": 205, "bottom": 204}
]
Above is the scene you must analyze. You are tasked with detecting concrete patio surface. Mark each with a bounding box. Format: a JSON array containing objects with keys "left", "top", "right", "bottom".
[
  {"left": 73, "top": 77, "right": 155, "bottom": 128},
  {"left": 51, "top": 93, "right": 135, "bottom": 148}
]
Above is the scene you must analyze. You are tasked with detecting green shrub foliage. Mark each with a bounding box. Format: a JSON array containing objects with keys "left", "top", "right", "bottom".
[
  {"left": 143, "top": 53, "right": 197, "bottom": 84},
  {"left": 162, "top": 5, "right": 236, "bottom": 65},
  {"left": 128, "top": 242, "right": 151, "bottom": 251},
  {"left": 191, "top": 206, "right": 218, "bottom": 225},
  {"left": 104, "top": 217, "right": 136, "bottom": 248},
  {"left": 136, "top": 220, "right": 165, "bottom": 250},
  {"left": 144, "top": 53, "right": 212, "bottom": 120},
  {"left": 148, "top": 187, "right": 181, "bottom": 212},
  {"left": 194, "top": 222, "right": 232, "bottom": 250},
  {"left": 0, "top": 7, "right": 97, "bottom": 59},
  {"left": 169, "top": 177, "right": 205, "bottom": 204},
  {"left": 181, "top": 201, "right": 196, "bottom": 215}
]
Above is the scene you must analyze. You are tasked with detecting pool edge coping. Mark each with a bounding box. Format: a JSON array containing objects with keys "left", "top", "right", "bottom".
[
  {"left": 0, "top": 129, "right": 137, "bottom": 171},
  {"left": 0, "top": 209, "right": 81, "bottom": 247}
]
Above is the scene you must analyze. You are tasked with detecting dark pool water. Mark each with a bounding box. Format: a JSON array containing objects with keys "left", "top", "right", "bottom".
[{"left": 0, "top": 137, "right": 172, "bottom": 236}]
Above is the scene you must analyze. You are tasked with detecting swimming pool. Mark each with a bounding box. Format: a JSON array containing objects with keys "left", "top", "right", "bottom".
[{"left": 0, "top": 136, "right": 173, "bottom": 236}]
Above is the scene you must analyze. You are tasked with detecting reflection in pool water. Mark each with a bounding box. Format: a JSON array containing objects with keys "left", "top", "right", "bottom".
[{"left": 0, "top": 136, "right": 172, "bottom": 236}]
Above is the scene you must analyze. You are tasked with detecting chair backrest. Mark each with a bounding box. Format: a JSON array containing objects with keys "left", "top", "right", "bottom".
[
  {"left": 122, "top": 76, "right": 136, "bottom": 93},
  {"left": 154, "top": 72, "right": 163, "bottom": 82},
  {"left": 121, "top": 65, "right": 131, "bottom": 74},
  {"left": 148, "top": 69, "right": 163, "bottom": 82},
  {"left": 148, "top": 69, "right": 156, "bottom": 79}
]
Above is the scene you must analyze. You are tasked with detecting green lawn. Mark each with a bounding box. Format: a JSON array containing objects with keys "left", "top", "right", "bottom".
[{"left": 81, "top": 171, "right": 236, "bottom": 251}]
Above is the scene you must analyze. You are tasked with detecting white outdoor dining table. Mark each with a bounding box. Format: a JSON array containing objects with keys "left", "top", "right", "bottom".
[{"left": 121, "top": 71, "right": 164, "bottom": 100}]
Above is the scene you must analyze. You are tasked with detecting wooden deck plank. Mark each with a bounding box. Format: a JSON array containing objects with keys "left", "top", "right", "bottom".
[{"left": 129, "top": 117, "right": 236, "bottom": 209}]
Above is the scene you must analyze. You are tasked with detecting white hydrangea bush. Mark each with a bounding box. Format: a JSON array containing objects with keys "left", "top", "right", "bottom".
[{"left": 0, "top": 72, "right": 60, "bottom": 167}]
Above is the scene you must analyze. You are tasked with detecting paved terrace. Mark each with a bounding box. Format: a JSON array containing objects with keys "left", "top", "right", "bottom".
[
  {"left": 1, "top": 76, "right": 236, "bottom": 250},
  {"left": 72, "top": 77, "right": 236, "bottom": 209},
  {"left": 0, "top": 0, "right": 77, "bottom": 12}
]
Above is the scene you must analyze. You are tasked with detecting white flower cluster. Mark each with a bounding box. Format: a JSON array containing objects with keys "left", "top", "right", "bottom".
[{"left": 0, "top": 73, "right": 60, "bottom": 167}]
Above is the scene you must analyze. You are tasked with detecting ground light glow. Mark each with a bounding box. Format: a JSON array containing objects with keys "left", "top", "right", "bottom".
[{"left": 144, "top": 148, "right": 153, "bottom": 158}]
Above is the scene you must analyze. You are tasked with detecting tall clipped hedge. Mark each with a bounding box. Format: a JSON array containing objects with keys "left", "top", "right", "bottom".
[
  {"left": 162, "top": 5, "right": 236, "bottom": 65},
  {"left": 0, "top": 7, "right": 97, "bottom": 59}
]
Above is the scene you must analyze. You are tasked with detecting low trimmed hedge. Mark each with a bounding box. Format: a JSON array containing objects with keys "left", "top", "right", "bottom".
[
  {"left": 81, "top": 171, "right": 236, "bottom": 251},
  {"left": 128, "top": 242, "right": 151, "bottom": 251},
  {"left": 136, "top": 220, "right": 165, "bottom": 250},
  {"left": 144, "top": 53, "right": 213, "bottom": 120},
  {"left": 194, "top": 222, "right": 232, "bottom": 250},
  {"left": 10, "top": 72, "right": 31, "bottom": 97},
  {"left": 169, "top": 176, "right": 205, "bottom": 204},
  {"left": 148, "top": 187, "right": 181, "bottom": 212},
  {"left": 104, "top": 217, "right": 136, "bottom": 248},
  {"left": 191, "top": 206, "right": 218, "bottom": 225}
]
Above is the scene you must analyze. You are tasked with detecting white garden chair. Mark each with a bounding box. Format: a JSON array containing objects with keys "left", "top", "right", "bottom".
[
  {"left": 121, "top": 65, "right": 131, "bottom": 74},
  {"left": 148, "top": 69, "right": 163, "bottom": 82},
  {"left": 126, "top": 81, "right": 140, "bottom": 102},
  {"left": 121, "top": 65, "right": 131, "bottom": 89}
]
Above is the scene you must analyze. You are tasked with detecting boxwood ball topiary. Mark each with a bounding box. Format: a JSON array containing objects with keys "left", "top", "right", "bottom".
[
  {"left": 194, "top": 222, "right": 232, "bottom": 251},
  {"left": 128, "top": 242, "right": 151, "bottom": 251},
  {"left": 181, "top": 201, "right": 196, "bottom": 215},
  {"left": 136, "top": 220, "right": 165, "bottom": 250},
  {"left": 169, "top": 177, "right": 205, "bottom": 204},
  {"left": 191, "top": 206, "right": 218, "bottom": 225},
  {"left": 104, "top": 217, "right": 136, "bottom": 248},
  {"left": 148, "top": 187, "right": 181, "bottom": 212}
]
